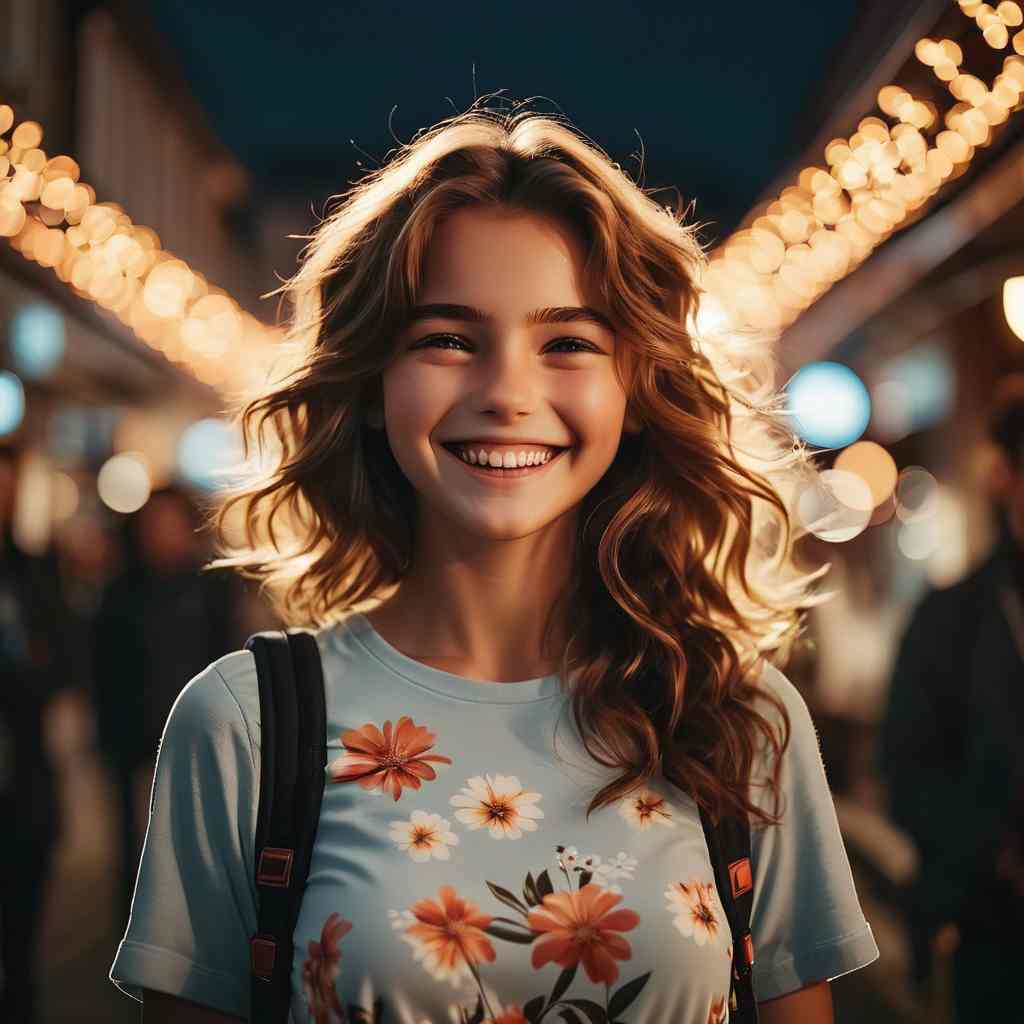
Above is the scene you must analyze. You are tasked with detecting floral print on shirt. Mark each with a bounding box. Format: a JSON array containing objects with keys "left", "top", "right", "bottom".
[
  {"left": 450, "top": 774, "right": 545, "bottom": 838},
  {"left": 311, "top": 840, "right": 730, "bottom": 1023},
  {"left": 313, "top": 719, "right": 730, "bottom": 1023},
  {"left": 389, "top": 809, "right": 461, "bottom": 862},
  {"left": 327, "top": 715, "right": 452, "bottom": 800},
  {"left": 618, "top": 788, "right": 677, "bottom": 830},
  {"left": 664, "top": 880, "right": 729, "bottom": 950},
  {"left": 383, "top": 845, "right": 653, "bottom": 1023},
  {"left": 302, "top": 912, "right": 352, "bottom": 1024}
]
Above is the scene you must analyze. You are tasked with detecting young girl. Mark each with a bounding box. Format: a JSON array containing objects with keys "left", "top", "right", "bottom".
[{"left": 110, "top": 102, "right": 879, "bottom": 1023}]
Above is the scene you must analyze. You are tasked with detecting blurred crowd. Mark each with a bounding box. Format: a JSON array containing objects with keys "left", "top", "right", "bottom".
[{"left": 0, "top": 446, "right": 265, "bottom": 1022}]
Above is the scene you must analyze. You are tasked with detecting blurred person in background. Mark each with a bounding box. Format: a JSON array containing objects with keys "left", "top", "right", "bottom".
[
  {"left": 91, "top": 484, "right": 249, "bottom": 927},
  {"left": 878, "top": 373, "right": 1024, "bottom": 1022},
  {"left": 0, "top": 444, "right": 75, "bottom": 1023}
]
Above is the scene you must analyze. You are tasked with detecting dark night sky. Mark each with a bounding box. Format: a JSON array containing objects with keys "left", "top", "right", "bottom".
[{"left": 145, "top": 2, "right": 862, "bottom": 240}]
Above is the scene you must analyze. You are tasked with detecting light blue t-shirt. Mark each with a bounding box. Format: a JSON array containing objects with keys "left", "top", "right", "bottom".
[{"left": 110, "top": 611, "right": 878, "bottom": 1022}]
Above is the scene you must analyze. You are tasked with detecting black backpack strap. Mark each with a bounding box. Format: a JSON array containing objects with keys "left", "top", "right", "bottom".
[
  {"left": 246, "top": 630, "right": 327, "bottom": 1024},
  {"left": 700, "top": 804, "right": 758, "bottom": 1022}
]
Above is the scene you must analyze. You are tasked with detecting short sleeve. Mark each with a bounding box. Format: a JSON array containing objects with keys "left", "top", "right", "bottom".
[
  {"left": 109, "top": 652, "right": 260, "bottom": 1018},
  {"left": 747, "top": 662, "right": 880, "bottom": 1003}
]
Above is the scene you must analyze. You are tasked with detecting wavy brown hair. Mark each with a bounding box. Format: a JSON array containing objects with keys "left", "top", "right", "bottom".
[{"left": 211, "top": 100, "right": 832, "bottom": 830}]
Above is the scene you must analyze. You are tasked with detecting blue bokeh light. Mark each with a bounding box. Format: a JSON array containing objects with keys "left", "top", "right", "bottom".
[
  {"left": 0, "top": 371, "right": 26, "bottom": 437},
  {"left": 785, "top": 361, "right": 871, "bottom": 450},
  {"left": 11, "top": 303, "right": 66, "bottom": 379},
  {"left": 177, "top": 418, "right": 244, "bottom": 491}
]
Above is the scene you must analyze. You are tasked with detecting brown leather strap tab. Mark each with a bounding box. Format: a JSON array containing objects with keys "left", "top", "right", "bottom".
[
  {"left": 257, "top": 846, "right": 294, "bottom": 888},
  {"left": 742, "top": 930, "right": 755, "bottom": 967},
  {"left": 250, "top": 936, "right": 277, "bottom": 980},
  {"left": 728, "top": 856, "right": 752, "bottom": 899}
]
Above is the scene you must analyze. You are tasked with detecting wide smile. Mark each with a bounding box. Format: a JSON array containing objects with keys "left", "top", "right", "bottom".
[{"left": 439, "top": 444, "right": 571, "bottom": 483}]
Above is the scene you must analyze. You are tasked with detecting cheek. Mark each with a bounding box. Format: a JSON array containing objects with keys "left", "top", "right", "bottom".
[
  {"left": 383, "top": 368, "right": 441, "bottom": 435},
  {"left": 570, "top": 379, "right": 628, "bottom": 441}
]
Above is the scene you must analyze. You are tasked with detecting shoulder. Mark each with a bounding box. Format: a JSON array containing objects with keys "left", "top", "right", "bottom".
[
  {"left": 753, "top": 659, "right": 815, "bottom": 735},
  {"left": 159, "top": 650, "right": 260, "bottom": 764},
  {"left": 748, "top": 660, "right": 824, "bottom": 795}
]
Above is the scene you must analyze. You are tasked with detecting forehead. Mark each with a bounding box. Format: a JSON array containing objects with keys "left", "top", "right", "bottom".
[{"left": 417, "top": 208, "right": 594, "bottom": 307}]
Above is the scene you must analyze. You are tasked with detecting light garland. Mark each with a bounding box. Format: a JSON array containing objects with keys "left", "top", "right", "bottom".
[
  {"left": 0, "top": 104, "right": 281, "bottom": 396},
  {"left": 706, "top": 1, "right": 1024, "bottom": 334}
]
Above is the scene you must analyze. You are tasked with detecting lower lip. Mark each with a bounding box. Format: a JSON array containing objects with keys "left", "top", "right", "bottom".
[{"left": 441, "top": 446, "right": 570, "bottom": 482}]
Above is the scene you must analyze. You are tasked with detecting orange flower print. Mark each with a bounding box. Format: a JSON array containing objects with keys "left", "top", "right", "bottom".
[
  {"left": 484, "top": 1008, "right": 529, "bottom": 1024},
  {"left": 528, "top": 882, "right": 640, "bottom": 986},
  {"left": 707, "top": 993, "right": 728, "bottom": 1024},
  {"left": 402, "top": 885, "right": 496, "bottom": 982},
  {"left": 449, "top": 774, "right": 544, "bottom": 838},
  {"left": 301, "top": 912, "right": 352, "bottom": 1024},
  {"left": 618, "top": 787, "right": 676, "bottom": 830},
  {"left": 328, "top": 715, "right": 452, "bottom": 801},
  {"left": 664, "top": 879, "right": 726, "bottom": 947}
]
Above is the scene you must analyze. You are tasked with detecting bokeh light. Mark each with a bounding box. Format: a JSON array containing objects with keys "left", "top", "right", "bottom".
[
  {"left": 796, "top": 468, "right": 874, "bottom": 542},
  {"left": 1004, "top": 276, "right": 1024, "bottom": 341},
  {"left": 0, "top": 371, "right": 26, "bottom": 437},
  {"left": 897, "top": 516, "right": 941, "bottom": 560},
  {"left": 97, "top": 452, "right": 151, "bottom": 513},
  {"left": 785, "top": 362, "right": 871, "bottom": 449},
  {"left": 834, "top": 441, "right": 899, "bottom": 508},
  {"left": 894, "top": 466, "right": 940, "bottom": 522},
  {"left": 176, "top": 418, "right": 244, "bottom": 491},
  {"left": 51, "top": 471, "right": 80, "bottom": 522},
  {"left": 10, "top": 302, "right": 66, "bottom": 379},
  {"left": 873, "top": 344, "right": 954, "bottom": 439}
]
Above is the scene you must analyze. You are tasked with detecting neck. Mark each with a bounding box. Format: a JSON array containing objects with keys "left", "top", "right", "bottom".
[{"left": 369, "top": 523, "right": 577, "bottom": 683}]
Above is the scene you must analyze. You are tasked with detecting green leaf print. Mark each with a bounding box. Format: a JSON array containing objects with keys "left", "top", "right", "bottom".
[
  {"left": 523, "top": 871, "right": 542, "bottom": 907},
  {"left": 458, "top": 994, "right": 486, "bottom": 1024},
  {"left": 577, "top": 869, "right": 593, "bottom": 888},
  {"left": 484, "top": 921, "right": 536, "bottom": 943},
  {"left": 524, "top": 993, "right": 546, "bottom": 1022},
  {"left": 606, "top": 972, "right": 651, "bottom": 1019},
  {"left": 549, "top": 964, "right": 578, "bottom": 1006},
  {"left": 536, "top": 868, "right": 555, "bottom": 898},
  {"left": 556, "top": 999, "right": 607, "bottom": 1024},
  {"left": 486, "top": 879, "right": 530, "bottom": 916},
  {"left": 556, "top": 1009, "right": 592, "bottom": 1024}
]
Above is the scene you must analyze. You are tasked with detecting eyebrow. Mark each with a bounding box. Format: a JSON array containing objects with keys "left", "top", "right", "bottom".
[{"left": 406, "top": 302, "right": 615, "bottom": 332}]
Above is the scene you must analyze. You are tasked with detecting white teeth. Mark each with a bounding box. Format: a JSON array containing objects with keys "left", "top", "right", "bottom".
[{"left": 454, "top": 446, "right": 555, "bottom": 467}]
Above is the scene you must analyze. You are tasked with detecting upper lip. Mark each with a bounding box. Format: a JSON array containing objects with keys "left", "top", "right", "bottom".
[{"left": 440, "top": 438, "right": 569, "bottom": 448}]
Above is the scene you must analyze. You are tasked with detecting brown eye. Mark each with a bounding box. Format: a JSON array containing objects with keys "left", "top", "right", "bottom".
[{"left": 414, "top": 334, "right": 598, "bottom": 353}]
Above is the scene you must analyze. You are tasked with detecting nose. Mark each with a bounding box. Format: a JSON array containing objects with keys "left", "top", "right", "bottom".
[{"left": 466, "top": 343, "right": 544, "bottom": 419}]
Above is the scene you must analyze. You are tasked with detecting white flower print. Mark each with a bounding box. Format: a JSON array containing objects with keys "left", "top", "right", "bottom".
[
  {"left": 580, "top": 853, "right": 601, "bottom": 871},
  {"left": 449, "top": 773, "right": 544, "bottom": 839},
  {"left": 618, "top": 788, "right": 677, "bottom": 830},
  {"left": 389, "top": 809, "right": 460, "bottom": 862},
  {"left": 593, "top": 851, "right": 639, "bottom": 882},
  {"left": 664, "top": 879, "right": 727, "bottom": 947},
  {"left": 556, "top": 844, "right": 579, "bottom": 870}
]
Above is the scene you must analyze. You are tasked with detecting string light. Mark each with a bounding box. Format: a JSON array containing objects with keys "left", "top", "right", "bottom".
[
  {"left": 704, "top": 11, "right": 1024, "bottom": 335},
  {"left": 0, "top": 103, "right": 281, "bottom": 396}
]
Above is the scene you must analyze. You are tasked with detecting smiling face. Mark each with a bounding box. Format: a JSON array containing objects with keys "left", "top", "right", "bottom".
[{"left": 372, "top": 206, "right": 641, "bottom": 550}]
